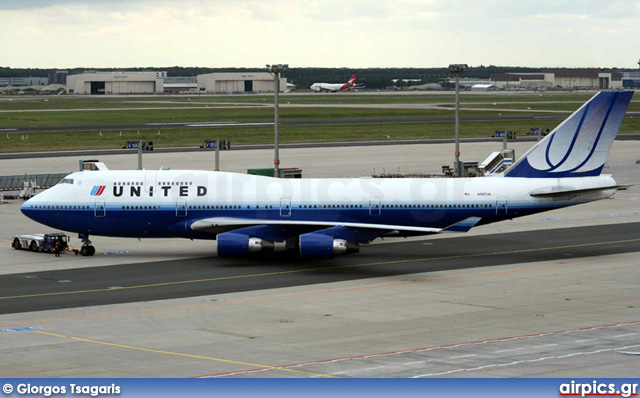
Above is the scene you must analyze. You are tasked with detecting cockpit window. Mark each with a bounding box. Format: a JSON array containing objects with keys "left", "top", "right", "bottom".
[{"left": 57, "top": 178, "right": 74, "bottom": 185}]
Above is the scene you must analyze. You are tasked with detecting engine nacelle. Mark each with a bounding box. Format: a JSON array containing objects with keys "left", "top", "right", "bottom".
[
  {"left": 299, "top": 233, "right": 359, "bottom": 259},
  {"left": 217, "top": 232, "right": 275, "bottom": 257}
]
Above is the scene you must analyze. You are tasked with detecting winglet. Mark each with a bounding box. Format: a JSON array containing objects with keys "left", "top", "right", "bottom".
[{"left": 443, "top": 217, "right": 482, "bottom": 233}]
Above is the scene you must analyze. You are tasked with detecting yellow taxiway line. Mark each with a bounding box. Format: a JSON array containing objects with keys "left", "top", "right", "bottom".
[{"left": 33, "top": 330, "right": 338, "bottom": 378}]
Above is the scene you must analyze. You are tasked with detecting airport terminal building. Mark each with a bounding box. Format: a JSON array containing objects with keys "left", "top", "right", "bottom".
[
  {"left": 490, "top": 69, "right": 623, "bottom": 90},
  {"left": 66, "top": 72, "right": 164, "bottom": 94},
  {"left": 197, "top": 72, "right": 287, "bottom": 93}
]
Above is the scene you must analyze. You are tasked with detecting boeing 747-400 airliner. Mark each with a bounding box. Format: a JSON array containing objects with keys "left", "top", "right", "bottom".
[
  {"left": 20, "top": 91, "right": 633, "bottom": 259},
  {"left": 310, "top": 74, "right": 362, "bottom": 92}
]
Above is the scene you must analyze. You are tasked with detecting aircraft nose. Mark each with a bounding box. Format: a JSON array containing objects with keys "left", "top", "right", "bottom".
[
  {"left": 20, "top": 197, "right": 40, "bottom": 221},
  {"left": 20, "top": 198, "right": 32, "bottom": 215}
]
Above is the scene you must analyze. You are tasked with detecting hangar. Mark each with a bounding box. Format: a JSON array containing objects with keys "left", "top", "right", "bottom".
[
  {"left": 197, "top": 72, "right": 287, "bottom": 93},
  {"left": 66, "top": 72, "right": 164, "bottom": 95},
  {"left": 490, "top": 69, "right": 623, "bottom": 90}
]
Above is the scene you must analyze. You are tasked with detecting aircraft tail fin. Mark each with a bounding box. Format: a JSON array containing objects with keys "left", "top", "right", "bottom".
[{"left": 504, "top": 90, "right": 633, "bottom": 178}]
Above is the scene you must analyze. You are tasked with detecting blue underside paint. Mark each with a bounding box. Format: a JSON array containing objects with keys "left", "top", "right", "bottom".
[
  {"left": 299, "top": 233, "right": 334, "bottom": 259},
  {"left": 20, "top": 200, "right": 575, "bottom": 240},
  {"left": 217, "top": 233, "right": 251, "bottom": 257}
]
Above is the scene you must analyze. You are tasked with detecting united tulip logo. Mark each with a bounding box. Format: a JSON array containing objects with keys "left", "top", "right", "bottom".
[{"left": 91, "top": 185, "right": 106, "bottom": 196}]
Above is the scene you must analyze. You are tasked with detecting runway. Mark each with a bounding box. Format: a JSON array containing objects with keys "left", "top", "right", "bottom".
[
  {"left": 2, "top": 114, "right": 570, "bottom": 134},
  {"left": 2, "top": 223, "right": 639, "bottom": 315}
]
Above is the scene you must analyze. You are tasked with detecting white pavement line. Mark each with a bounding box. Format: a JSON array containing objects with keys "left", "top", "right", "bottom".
[
  {"left": 614, "top": 345, "right": 640, "bottom": 351},
  {"left": 331, "top": 371, "right": 351, "bottom": 375},
  {"left": 536, "top": 356, "right": 559, "bottom": 361},
  {"left": 414, "top": 344, "right": 640, "bottom": 377},
  {"left": 288, "top": 358, "right": 350, "bottom": 368},
  {"left": 555, "top": 352, "right": 586, "bottom": 359},
  {"left": 495, "top": 348, "right": 523, "bottom": 353},
  {"left": 403, "top": 361, "right": 428, "bottom": 365},
  {"left": 574, "top": 339, "right": 596, "bottom": 343},
  {"left": 291, "top": 322, "right": 640, "bottom": 370},
  {"left": 209, "top": 369, "right": 270, "bottom": 378},
  {"left": 448, "top": 354, "right": 477, "bottom": 359},
  {"left": 612, "top": 333, "right": 636, "bottom": 338},
  {"left": 582, "top": 349, "right": 613, "bottom": 355},
  {"left": 361, "top": 366, "right": 384, "bottom": 371},
  {"left": 496, "top": 360, "right": 525, "bottom": 367},
  {"left": 534, "top": 344, "right": 558, "bottom": 348},
  {"left": 412, "top": 368, "right": 465, "bottom": 378},
  {"left": 465, "top": 364, "right": 497, "bottom": 371},
  {"left": 526, "top": 357, "right": 553, "bottom": 363}
]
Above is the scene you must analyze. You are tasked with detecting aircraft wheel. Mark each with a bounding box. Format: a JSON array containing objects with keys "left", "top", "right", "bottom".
[
  {"left": 88, "top": 246, "right": 96, "bottom": 256},
  {"left": 80, "top": 246, "right": 89, "bottom": 256},
  {"left": 30, "top": 241, "right": 38, "bottom": 252},
  {"left": 13, "top": 239, "right": 21, "bottom": 250}
]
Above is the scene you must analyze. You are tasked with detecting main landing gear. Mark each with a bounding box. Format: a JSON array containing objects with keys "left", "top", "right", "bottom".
[{"left": 78, "top": 234, "right": 96, "bottom": 257}]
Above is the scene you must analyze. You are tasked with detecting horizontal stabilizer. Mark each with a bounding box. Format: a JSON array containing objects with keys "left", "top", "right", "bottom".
[
  {"left": 529, "top": 184, "right": 632, "bottom": 198},
  {"left": 443, "top": 217, "right": 481, "bottom": 233}
]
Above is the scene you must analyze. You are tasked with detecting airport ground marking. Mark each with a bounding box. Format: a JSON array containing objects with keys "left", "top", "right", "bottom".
[
  {"left": 1, "top": 237, "right": 640, "bottom": 302},
  {"left": 1, "top": 253, "right": 639, "bottom": 328},
  {"left": 32, "top": 330, "right": 337, "bottom": 378},
  {"left": 411, "top": 344, "right": 640, "bottom": 378},
  {"left": 197, "top": 321, "right": 640, "bottom": 378}
]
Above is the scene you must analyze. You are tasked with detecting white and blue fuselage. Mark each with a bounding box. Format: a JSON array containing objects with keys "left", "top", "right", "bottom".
[{"left": 21, "top": 171, "right": 616, "bottom": 237}]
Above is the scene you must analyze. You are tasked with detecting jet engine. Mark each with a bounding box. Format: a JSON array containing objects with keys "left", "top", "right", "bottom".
[
  {"left": 216, "top": 232, "right": 275, "bottom": 257},
  {"left": 299, "top": 233, "right": 359, "bottom": 259}
]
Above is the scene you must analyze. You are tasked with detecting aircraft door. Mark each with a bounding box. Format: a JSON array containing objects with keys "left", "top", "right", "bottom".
[
  {"left": 94, "top": 198, "right": 106, "bottom": 217},
  {"left": 496, "top": 197, "right": 508, "bottom": 215},
  {"left": 145, "top": 172, "right": 156, "bottom": 193},
  {"left": 176, "top": 199, "right": 187, "bottom": 217},
  {"left": 280, "top": 198, "right": 291, "bottom": 217},
  {"left": 369, "top": 197, "right": 381, "bottom": 216}
]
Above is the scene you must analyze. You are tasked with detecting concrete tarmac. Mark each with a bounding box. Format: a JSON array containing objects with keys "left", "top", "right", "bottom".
[
  {"left": 0, "top": 140, "right": 638, "bottom": 377},
  {"left": 1, "top": 223, "right": 639, "bottom": 315}
]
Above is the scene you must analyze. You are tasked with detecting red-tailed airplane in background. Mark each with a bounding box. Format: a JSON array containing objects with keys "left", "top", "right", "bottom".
[{"left": 310, "top": 74, "right": 363, "bottom": 92}]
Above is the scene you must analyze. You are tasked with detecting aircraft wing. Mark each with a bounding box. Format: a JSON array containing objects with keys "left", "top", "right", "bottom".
[
  {"left": 190, "top": 217, "right": 442, "bottom": 237},
  {"left": 189, "top": 216, "right": 483, "bottom": 244}
]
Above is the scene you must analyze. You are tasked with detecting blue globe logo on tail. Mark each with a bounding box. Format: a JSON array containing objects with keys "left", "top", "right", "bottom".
[{"left": 505, "top": 91, "right": 633, "bottom": 178}]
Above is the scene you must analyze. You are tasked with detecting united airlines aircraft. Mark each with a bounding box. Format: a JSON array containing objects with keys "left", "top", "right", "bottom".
[{"left": 20, "top": 91, "right": 633, "bottom": 259}]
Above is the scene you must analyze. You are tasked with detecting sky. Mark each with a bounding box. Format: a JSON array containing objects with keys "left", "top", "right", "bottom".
[{"left": 0, "top": 0, "right": 639, "bottom": 69}]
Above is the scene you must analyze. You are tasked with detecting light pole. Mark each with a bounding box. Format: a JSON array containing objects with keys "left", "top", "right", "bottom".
[
  {"left": 266, "top": 64, "right": 288, "bottom": 177},
  {"left": 448, "top": 64, "right": 468, "bottom": 176}
]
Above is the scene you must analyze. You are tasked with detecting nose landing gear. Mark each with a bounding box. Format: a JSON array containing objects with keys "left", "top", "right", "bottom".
[{"left": 78, "top": 234, "right": 96, "bottom": 256}]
